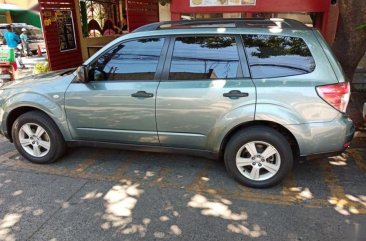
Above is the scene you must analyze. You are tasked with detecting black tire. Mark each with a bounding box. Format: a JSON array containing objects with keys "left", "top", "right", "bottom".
[
  {"left": 11, "top": 111, "right": 66, "bottom": 164},
  {"left": 224, "top": 126, "right": 293, "bottom": 188}
]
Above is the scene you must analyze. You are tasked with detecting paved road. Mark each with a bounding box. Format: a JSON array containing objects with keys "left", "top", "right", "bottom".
[{"left": 0, "top": 136, "right": 365, "bottom": 241}]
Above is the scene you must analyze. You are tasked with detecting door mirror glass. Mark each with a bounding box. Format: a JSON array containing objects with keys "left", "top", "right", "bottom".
[{"left": 76, "top": 65, "right": 89, "bottom": 83}]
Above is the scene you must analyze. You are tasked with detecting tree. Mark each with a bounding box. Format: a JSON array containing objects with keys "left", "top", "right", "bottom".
[{"left": 332, "top": 0, "right": 366, "bottom": 82}]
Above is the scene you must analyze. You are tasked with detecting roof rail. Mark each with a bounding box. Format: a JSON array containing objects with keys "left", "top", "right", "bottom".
[{"left": 132, "top": 18, "right": 308, "bottom": 33}]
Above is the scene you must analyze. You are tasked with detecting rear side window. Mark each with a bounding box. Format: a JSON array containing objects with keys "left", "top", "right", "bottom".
[
  {"left": 243, "top": 35, "right": 315, "bottom": 79},
  {"left": 169, "top": 36, "right": 241, "bottom": 80}
]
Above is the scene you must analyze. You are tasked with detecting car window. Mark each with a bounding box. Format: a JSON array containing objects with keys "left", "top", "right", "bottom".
[
  {"left": 91, "top": 38, "right": 165, "bottom": 81},
  {"left": 242, "top": 35, "right": 315, "bottom": 79},
  {"left": 168, "top": 36, "right": 241, "bottom": 80}
]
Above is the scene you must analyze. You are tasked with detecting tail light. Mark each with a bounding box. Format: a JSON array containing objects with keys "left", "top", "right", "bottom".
[{"left": 316, "top": 82, "right": 350, "bottom": 113}]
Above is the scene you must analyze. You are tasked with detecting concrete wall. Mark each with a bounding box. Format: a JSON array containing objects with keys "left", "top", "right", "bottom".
[
  {"left": 0, "top": 0, "right": 38, "bottom": 9},
  {"left": 73, "top": 0, "right": 120, "bottom": 61},
  {"left": 74, "top": 1, "right": 172, "bottom": 61},
  {"left": 357, "top": 53, "right": 366, "bottom": 72},
  {"left": 159, "top": 3, "right": 171, "bottom": 21},
  {"left": 326, "top": 4, "right": 339, "bottom": 44},
  {"left": 80, "top": 36, "right": 119, "bottom": 60},
  {"left": 0, "top": 12, "right": 12, "bottom": 23}
]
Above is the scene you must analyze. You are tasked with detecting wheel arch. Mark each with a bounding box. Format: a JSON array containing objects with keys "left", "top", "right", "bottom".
[
  {"left": 5, "top": 106, "right": 69, "bottom": 142},
  {"left": 219, "top": 121, "right": 300, "bottom": 161}
]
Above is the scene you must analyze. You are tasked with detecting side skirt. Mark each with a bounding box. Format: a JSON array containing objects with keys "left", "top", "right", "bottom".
[{"left": 66, "top": 140, "right": 218, "bottom": 160}]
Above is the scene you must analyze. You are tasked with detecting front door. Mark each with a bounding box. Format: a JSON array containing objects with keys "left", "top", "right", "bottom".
[
  {"left": 156, "top": 35, "right": 256, "bottom": 149},
  {"left": 65, "top": 37, "right": 166, "bottom": 144}
]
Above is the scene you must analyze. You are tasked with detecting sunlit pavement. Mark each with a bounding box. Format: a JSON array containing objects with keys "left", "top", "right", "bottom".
[
  {"left": 0, "top": 136, "right": 365, "bottom": 241},
  {"left": 13, "top": 55, "right": 48, "bottom": 80}
]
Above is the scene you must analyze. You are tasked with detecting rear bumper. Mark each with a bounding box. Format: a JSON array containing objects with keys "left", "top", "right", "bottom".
[
  {"left": 345, "top": 123, "right": 355, "bottom": 144},
  {"left": 286, "top": 114, "right": 355, "bottom": 157},
  {"left": 301, "top": 151, "right": 344, "bottom": 161},
  {"left": 299, "top": 119, "right": 354, "bottom": 161},
  {"left": 300, "top": 128, "right": 355, "bottom": 160}
]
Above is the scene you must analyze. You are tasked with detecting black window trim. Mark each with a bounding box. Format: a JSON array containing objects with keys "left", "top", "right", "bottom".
[
  {"left": 74, "top": 36, "right": 169, "bottom": 83},
  {"left": 241, "top": 34, "right": 316, "bottom": 79},
  {"left": 235, "top": 35, "right": 251, "bottom": 78},
  {"left": 161, "top": 34, "right": 250, "bottom": 82}
]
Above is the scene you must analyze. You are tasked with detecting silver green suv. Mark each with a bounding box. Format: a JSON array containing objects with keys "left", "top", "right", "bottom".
[{"left": 0, "top": 19, "right": 354, "bottom": 187}]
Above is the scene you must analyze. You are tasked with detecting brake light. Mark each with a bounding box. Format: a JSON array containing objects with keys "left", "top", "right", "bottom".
[{"left": 316, "top": 82, "right": 350, "bottom": 113}]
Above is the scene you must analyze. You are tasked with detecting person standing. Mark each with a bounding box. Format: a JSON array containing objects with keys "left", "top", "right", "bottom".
[
  {"left": 3, "top": 25, "right": 25, "bottom": 69},
  {"left": 20, "top": 28, "right": 30, "bottom": 57},
  {"left": 4, "top": 25, "right": 19, "bottom": 48}
]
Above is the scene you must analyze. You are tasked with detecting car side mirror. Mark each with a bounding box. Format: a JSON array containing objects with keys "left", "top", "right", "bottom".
[{"left": 76, "top": 65, "right": 89, "bottom": 83}]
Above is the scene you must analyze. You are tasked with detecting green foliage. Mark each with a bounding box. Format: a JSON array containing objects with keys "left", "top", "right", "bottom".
[
  {"left": 356, "top": 23, "right": 366, "bottom": 30},
  {"left": 33, "top": 62, "right": 49, "bottom": 74},
  {"left": 243, "top": 35, "right": 311, "bottom": 58},
  {"left": 178, "top": 36, "right": 235, "bottom": 49}
]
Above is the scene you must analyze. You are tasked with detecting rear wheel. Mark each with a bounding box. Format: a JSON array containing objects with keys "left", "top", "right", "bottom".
[
  {"left": 12, "top": 111, "right": 66, "bottom": 164},
  {"left": 224, "top": 126, "right": 293, "bottom": 188}
]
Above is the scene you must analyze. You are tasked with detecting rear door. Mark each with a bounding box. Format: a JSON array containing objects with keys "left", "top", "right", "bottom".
[{"left": 156, "top": 35, "right": 256, "bottom": 150}]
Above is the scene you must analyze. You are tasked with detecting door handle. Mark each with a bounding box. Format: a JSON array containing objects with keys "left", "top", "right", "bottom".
[
  {"left": 131, "top": 91, "right": 154, "bottom": 98},
  {"left": 223, "top": 90, "right": 249, "bottom": 98}
]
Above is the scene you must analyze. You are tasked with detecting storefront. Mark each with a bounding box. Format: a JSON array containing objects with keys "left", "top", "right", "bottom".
[
  {"left": 38, "top": 0, "right": 339, "bottom": 70},
  {"left": 39, "top": 0, "right": 161, "bottom": 70},
  {"left": 169, "top": 0, "right": 339, "bottom": 42}
]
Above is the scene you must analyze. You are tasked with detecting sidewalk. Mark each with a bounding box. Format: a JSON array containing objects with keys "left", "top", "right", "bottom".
[{"left": 17, "top": 55, "right": 47, "bottom": 79}]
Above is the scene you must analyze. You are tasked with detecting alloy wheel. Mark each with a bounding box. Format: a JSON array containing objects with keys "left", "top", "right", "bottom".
[
  {"left": 235, "top": 141, "right": 281, "bottom": 181},
  {"left": 18, "top": 123, "right": 51, "bottom": 158}
]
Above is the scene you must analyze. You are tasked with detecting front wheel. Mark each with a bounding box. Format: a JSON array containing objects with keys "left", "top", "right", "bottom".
[
  {"left": 12, "top": 111, "right": 66, "bottom": 164},
  {"left": 224, "top": 126, "right": 293, "bottom": 188}
]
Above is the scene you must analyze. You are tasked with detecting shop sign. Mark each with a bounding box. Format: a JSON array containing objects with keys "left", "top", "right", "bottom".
[
  {"left": 190, "top": 0, "right": 255, "bottom": 6},
  {"left": 43, "top": 18, "right": 52, "bottom": 27}
]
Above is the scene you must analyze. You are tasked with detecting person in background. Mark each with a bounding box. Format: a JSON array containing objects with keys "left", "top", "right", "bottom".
[
  {"left": 3, "top": 25, "right": 25, "bottom": 68},
  {"left": 20, "top": 28, "right": 30, "bottom": 57},
  {"left": 4, "top": 25, "right": 19, "bottom": 48}
]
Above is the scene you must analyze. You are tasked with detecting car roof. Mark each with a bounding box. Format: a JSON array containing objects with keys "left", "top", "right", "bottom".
[{"left": 133, "top": 18, "right": 309, "bottom": 33}]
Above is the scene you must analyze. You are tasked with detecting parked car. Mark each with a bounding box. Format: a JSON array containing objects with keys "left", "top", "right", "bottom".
[
  {"left": 0, "top": 19, "right": 354, "bottom": 188},
  {"left": 0, "top": 23, "right": 46, "bottom": 54}
]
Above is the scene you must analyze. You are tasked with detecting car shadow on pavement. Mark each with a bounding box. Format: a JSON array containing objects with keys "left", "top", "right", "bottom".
[{"left": 0, "top": 144, "right": 365, "bottom": 241}]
